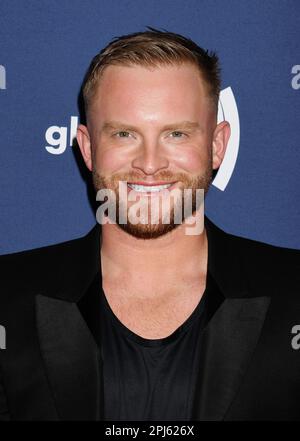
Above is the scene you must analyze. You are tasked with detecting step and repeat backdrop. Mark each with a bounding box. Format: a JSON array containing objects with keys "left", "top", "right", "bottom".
[{"left": 0, "top": 0, "right": 299, "bottom": 253}]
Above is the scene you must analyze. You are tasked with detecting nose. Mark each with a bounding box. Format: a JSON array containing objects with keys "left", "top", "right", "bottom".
[{"left": 131, "top": 140, "right": 169, "bottom": 176}]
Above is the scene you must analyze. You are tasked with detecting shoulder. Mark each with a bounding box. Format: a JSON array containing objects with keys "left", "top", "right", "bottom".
[
  {"left": 232, "top": 231, "right": 300, "bottom": 296},
  {"left": 205, "top": 217, "right": 300, "bottom": 298},
  {"left": 0, "top": 234, "right": 83, "bottom": 287},
  {"left": 230, "top": 227, "right": 299, "bottom": 265},
  {"left": 210, "top": 217, "right": 299, "bottom": 263},
  {"left": 227, "top": 226, "right": 300, "bottom": 261},
  {"left": 0, "top": 223, "right": 100, "bottom": 300}
]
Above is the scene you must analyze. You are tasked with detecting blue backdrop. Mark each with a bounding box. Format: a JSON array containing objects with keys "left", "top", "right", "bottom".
[{"left": 1, "top": 0, "right": 299, "bottom": 253}]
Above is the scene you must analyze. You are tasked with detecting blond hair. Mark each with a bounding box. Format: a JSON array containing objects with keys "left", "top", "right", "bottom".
[{"left": 82, "top": 26, "right": 221, "bottom": 112}]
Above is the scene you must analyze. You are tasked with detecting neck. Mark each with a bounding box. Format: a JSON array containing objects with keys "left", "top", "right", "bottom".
[{"left": 100, "top": 221, "right": 208, "bottom": 282}]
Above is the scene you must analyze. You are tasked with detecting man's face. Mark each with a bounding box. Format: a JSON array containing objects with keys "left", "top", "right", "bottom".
[{"left": 77, "top": 62, "right": 230, "bottom": 239}]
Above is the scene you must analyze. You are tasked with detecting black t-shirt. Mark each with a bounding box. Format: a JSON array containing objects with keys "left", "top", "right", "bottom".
[{"left": 100, "top": 270, "right": 224, "bottom": 421}]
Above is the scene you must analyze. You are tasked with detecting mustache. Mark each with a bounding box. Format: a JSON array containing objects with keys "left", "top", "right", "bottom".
[{"left": 98, "top": 171, "right": 193, "bottom": 184}]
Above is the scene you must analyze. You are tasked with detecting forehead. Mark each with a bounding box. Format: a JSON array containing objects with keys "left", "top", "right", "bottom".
[
  {"left": 88, "top": 63, "right": 213, "bottom": 122},
  {"left": 99, "top": 60, "right": 205, "bottom": 84}
]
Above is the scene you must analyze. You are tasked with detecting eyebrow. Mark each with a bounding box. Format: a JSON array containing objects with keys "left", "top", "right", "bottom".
[{"left": 101, "top": 120, "right": 202, "bottom": 133}]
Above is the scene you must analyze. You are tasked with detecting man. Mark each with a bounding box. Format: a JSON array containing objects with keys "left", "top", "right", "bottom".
[{"left": 0, "top": 28, "right": 300, "bottom": 421}]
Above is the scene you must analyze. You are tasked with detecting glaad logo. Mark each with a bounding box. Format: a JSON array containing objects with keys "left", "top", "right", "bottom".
[
  {"left": 291, "top": 65, "right": 300, "bottom": 90},
  {"left": 0, "top": 65, "right": 6, "bottom": 90},
  {"left": 291, "top": 325, "right": 300, "bottom": 350},
  {"left": 213, "top": 87, "right": 240, "bottom": 191},
  {"left": 45, "top": 116, "right": 78, "bottom": 154},
  {"left": 0, "top": 325, "right": 6, "bottom": 349}
]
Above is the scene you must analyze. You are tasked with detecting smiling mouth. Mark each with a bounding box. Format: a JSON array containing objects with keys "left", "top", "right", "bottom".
[{"left": 127, "top": 182, "right": 176, "bottom": 193}]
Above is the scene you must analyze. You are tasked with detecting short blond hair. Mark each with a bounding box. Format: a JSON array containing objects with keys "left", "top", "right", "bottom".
[{"left": 82, "top": 26, "right": 221, "bottom": 113}]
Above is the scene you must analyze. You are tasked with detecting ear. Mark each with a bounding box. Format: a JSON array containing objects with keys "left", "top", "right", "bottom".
[
  {"left": 77, "top": 124, "right": 92, "bottom": 171},
  {"left": 212, "top": 121, "right": 231, "bottom": 170}
]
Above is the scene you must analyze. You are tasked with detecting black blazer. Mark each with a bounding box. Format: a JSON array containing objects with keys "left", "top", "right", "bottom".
[{"left": 0, "top": 216, "right": 300, "bottom": 421}]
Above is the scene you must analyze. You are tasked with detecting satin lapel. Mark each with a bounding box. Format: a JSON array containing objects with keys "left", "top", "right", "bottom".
[
  {"left": 35, "top": 294, "right": 103, "bottom": 421},
  {"left": 193, "top": 295, "right": 271, "bottom": 421}
]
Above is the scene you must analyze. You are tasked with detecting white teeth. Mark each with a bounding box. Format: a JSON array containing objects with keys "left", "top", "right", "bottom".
[{"left": 128, "top": 184, "right": 172, "bottom": 192}]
